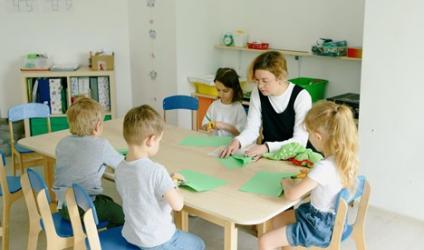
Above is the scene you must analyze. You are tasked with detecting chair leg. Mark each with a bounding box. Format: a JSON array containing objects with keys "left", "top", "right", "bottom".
[
  {"left": 18, "top": 154, "right": 25, "bottom": 176},
  {"left": 26, "top": 221, "right": 41, "bottom": 250},
  {"left": 351, "top": 226, "right": 366, "bottom": 250},
  {"left": 12, "top": 153, "right": 17, "bottom": 176},
  {"left": 2, "top": 200, "right": 11, "bottom": 250}
]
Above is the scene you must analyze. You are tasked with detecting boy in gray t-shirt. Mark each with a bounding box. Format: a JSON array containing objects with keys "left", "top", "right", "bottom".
[
  {"left": 53, "top": 97, "right": 124, "bottom": 228},
  {"left": 115, "top": 105, "right": 205, "bottom": 249}
]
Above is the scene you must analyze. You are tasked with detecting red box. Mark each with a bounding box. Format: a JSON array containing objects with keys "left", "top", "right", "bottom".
[
  {"left": 247, "top": 42, "right": 269, "bottom": 50},
  {"left": 347, "top": 47, "right": 362, "bottom": 58}
]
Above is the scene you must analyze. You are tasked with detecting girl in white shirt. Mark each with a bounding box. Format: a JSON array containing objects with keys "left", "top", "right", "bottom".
[
  {"left": 201, "top": 68, "right": 247, "bottom": 137},
  {"left": 258, "top": 101, "right": 359, "bottom": 250},
  {"left": 220, "top": 51, "right": 312, "bottom": 159}
]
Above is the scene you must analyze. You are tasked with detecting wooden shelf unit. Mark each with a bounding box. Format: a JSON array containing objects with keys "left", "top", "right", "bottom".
[
  {"left": 214, "top": 45, "right": 361, "bottom": 61},
  {"left": 21, "top": 67, "right": 116, "bottom": 136}
]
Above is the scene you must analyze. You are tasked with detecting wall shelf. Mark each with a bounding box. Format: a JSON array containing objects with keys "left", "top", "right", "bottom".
[{"left": 214, "top": 45, "right": 361, "bottom": 62}]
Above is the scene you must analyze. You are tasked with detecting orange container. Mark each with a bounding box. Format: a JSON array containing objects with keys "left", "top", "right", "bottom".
[{"left": 347, "top": 47, "right": 362, "bottom": 58}]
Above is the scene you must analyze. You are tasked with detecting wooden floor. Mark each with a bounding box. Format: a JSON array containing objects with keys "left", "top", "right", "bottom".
[{"left": 3, "top": 158, "right": 424, "bottom": 250}]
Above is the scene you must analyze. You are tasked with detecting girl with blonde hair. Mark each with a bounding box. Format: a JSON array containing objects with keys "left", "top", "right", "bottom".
[{"left": 258, "top": 100, "right": 359, "bottom": 250}]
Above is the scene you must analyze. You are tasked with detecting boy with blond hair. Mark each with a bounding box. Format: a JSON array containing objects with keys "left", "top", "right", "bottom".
[
  {"left": 115, "top": 105, "right": 205, "bottom": 249},
  {"left": 53, "top": 97, "right": 124, "bottom": 228}
]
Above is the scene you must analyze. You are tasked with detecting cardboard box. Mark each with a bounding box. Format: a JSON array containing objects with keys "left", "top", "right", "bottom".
[{"left": 89, "top": 52, "right": 114, "bottom": 70}]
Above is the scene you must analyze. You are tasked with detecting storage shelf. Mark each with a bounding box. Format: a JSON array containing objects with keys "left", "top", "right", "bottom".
[
  {"left": 214, "top": 45, "right": 361, "bottom": 62},
  {"left": 21, "top": 67, "right": 116, "bottom": 137},
  {"left": 20, "top": 66, "right": 115, "bottom": 77}
]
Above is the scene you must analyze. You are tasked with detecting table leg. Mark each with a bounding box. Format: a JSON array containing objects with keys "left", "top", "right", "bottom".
[
  {"left": 174, "top": 210, "right": 189, "bottom": 232},
  {"left": 224, "top": 221, "right": 238, "bottom": 250},
  {"left": 256, "top": 220, "right": 273, "bottom": 236},
  {"left": 45, "top": 157, "right": 56, "bottom": 202}
]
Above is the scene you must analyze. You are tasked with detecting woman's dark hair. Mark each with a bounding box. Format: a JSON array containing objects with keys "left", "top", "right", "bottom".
[{"left": 214, "top": 68, "right": 243, "bottom": 103}]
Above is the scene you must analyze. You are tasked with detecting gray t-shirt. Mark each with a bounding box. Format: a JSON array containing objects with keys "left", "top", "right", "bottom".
[
  {"left": 115, "top": 157, "right": 176, "bottom": 248},
  {"left": 53, "top": 135, "right": 123, "bottom": 206}
]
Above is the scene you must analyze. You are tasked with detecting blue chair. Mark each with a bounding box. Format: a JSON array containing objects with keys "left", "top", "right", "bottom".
[
  {"left": 66, "top": 183, "right": 139, "bottom": 250},
  {"left": 293, "top": 176, "right": 370, "bottom": 250},
  {"left": 21, "top": 168, "right": 73, "bottom": 250},
  {"left": 8, "top": 103, "right": 51, "bottom": 176},
  {"left": 0, "top": 150, "right": 23, "bottom": 250},
  {"left": 163, "top": 95, "right": 199, "bottom": 130}
]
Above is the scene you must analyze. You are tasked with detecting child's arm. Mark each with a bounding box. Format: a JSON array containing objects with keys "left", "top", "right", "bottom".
[
  {"left": 103, "top": 140, "right": 124, "bottom": 168},
  {"left": 281, "top": 177, "right": 318, "bottom": 202},
  {"left": 164, "top": 187, "right": 184, "bottom": 211},
  {"left": 215, "top": 121, "right": 240, "bottom": 136}
]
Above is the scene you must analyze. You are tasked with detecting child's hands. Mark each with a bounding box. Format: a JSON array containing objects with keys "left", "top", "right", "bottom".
[
  {"left": 220, "top": 139, "right": 241, "bottom": 158},
  {"left": 244, "top": 144, "right": 268, "bottom": 160},
  {"left": 206, "top": 121, "right": 216, "bottom": 132},
  {"left": 295, "top": 169, "right": 309, "bottom": 179},
  {"left": 281, "top": 178, "right": 293, "bottom": 188},
  {"left": 171, "top": 173, "right": 185, "bottom": 186}
]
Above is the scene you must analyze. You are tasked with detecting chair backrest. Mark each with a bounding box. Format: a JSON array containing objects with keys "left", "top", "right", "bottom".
[
  {"left": 0, "top": 153, "right": 10, "bottom": 196},
  {"left": 66, "top": 183, "right": 100, "bottom": 250},
  {"left": 162, "top": 95, "right": 199, "bottom": 130},
  {"left": 20, "top": 170, "right": 42, "bottom": 240},
  {"left": 163, "top": 95, "right": 198, "bottom": 111},
  {"left": 326, "top": 175, "right": 370, "bottom": 249},
  {"left": 72, "top": 183, "right": 100, "bottom": 224},
  {"left": 8, "top": 103, "right": 51, "bottom": 142},
  {"left": 8, "top": 103, "right": 50, "bottom": 122},
  {"left": 27, "top": 168, "right": 51, "bottom": 203}
]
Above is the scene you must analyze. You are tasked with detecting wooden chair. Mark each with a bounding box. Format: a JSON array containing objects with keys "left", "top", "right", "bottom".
[
  {"left": 8, "top": 103, "right": 51, "bottom": 176},
  {"left": 0, "top": 150, "right": 23, "bottom": 250},
  {"left": 163, "top": 95, "right": 199, "bottom": 130},
  {"left": 293, "top": 176, "right": 370, "bottom": 250},
  {"left": 21, "top": 168, "right": 73, "bottom": 250},
  {"left": 66, "top": 183, "right": 138, "bottom": 250}
]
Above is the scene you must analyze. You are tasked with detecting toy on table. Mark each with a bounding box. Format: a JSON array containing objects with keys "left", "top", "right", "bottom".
[{"left": 263, "top": 142, "right": 323, "bottom": 167}]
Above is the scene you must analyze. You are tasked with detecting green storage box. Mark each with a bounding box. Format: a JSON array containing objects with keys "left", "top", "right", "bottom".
[
  {"left": 30, "top": 114, "right": 113, "bottom": 136},
  {"left": 289, "top": 77, "right": 328, "bottom": 102},
  {"left": 30, "top": 117, "right": 69, "bottom": 136}
]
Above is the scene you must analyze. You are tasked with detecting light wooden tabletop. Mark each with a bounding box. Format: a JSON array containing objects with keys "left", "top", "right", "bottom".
[{"left": 19, "top": 119, "right": 300, "bottom": 225}]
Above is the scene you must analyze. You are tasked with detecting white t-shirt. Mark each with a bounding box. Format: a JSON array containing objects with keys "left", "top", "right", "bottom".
[
  {"left": 201, "top": 99, "right": 247, "bottom": 137},
  {"left": 236, "top": 83, "right": 312, "bottom": 152},
  {"left": 115, "top": 157, "right": 176, "bottom": 248},
  {"left": 308, "top": 156, "right": 343, "bottom": 214}
]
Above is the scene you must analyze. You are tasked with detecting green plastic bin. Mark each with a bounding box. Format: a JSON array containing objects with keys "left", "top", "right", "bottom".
[
  {"left": 289, "top": 77, "right": 328, "bottom": 102},
  {"left": 30, "top": 114, "right": 113, "bottom": 136}
]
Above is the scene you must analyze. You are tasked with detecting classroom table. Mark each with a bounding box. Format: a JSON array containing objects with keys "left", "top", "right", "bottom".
[{"left": 18, "top": 119, "right": 301, "bottom": 250}]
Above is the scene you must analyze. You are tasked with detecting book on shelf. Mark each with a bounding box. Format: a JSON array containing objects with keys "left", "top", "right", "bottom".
[
  {"left": 89, "top": 77, "right": 99, "bottom": 102},
  {"left": 49, "top": 78, "right": 64, "bottom": 115},
  {"left": 69, "top": 76, "right": 110, "bottom": 111},
  {"left": 98, "top": 76, "right": 111, "bottom": 111}
]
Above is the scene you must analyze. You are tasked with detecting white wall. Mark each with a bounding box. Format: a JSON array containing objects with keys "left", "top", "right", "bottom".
[
  {"left": 0, "top": 0, "right": 132, "bottom": 117},
  {"left": 128, "top": 0, "right": 178, "bottom": 121},
  {"left": 215, "top": 0, "right": 364, "bottom": 98},
  {"left": 359, "top": 0, "right": 424, "bottom": 220},
  {"left": 175, "top": 1, "right": 221, "bottom": 128}
]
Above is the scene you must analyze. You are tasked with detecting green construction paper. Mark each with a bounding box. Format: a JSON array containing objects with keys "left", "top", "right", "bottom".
[
  {"left": 239, "top": 171, "right": 297, "bottom": 197},
  {"left": 179, "top": 135, "right": 232, "bottom": 147},
  {"left": 178, "top": 169, "right": 226, "bottom": 192},
  {"left": 217, "top": 157, "right": 244, "bottom": 169},
  {"left": 118, "top": 148, "right": 128, "bottom": 156},
  {"left": 217, "top": 154, "right": 253, "bottom": 169},
  {"left": 232, "top": 154, "right": 253, "bottom": 165}
]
